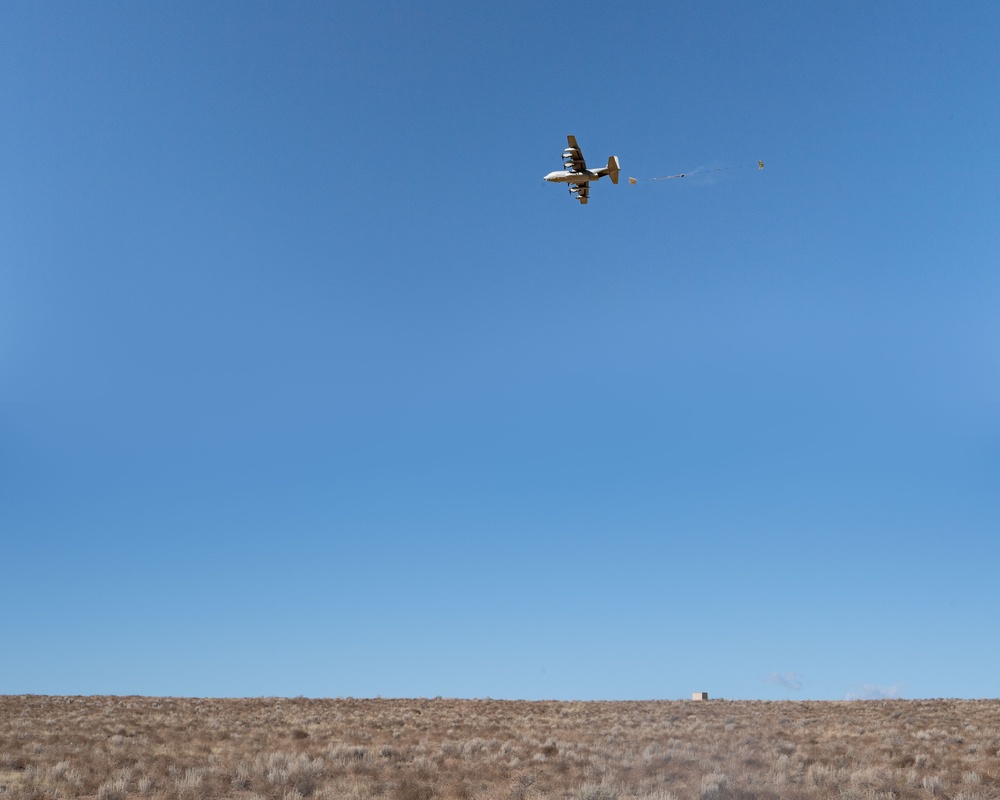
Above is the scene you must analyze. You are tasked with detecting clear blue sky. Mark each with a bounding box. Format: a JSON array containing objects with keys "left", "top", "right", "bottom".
[{"left": 3, "top": 1, "right": 998, "bottom": 701}]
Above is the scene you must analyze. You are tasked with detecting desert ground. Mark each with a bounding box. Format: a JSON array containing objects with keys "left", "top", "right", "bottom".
[{"left": 1, "top": 696, "right": 997, "bottom": 800}]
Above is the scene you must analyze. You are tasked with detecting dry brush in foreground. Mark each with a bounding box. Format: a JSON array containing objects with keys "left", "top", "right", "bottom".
[{"left": 1, "top": 696, "right": 998, "bottom": 800}]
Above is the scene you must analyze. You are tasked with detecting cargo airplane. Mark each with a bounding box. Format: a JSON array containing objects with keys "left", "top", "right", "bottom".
[{"left": 543, "top": 135, "right": 620, "bottom": 204}]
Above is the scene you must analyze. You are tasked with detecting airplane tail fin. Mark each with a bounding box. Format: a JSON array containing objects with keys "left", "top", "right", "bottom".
[{"left": 607, "top": 155, "right": 620, "bottom": 184}]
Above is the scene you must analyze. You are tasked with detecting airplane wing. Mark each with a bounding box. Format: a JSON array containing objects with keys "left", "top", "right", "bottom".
[
  {"left": 564, "top": 135, "right": 587, "bottom": 172},
  {"left": 571, "top": 182, "right": 589, "bottom": 204}
]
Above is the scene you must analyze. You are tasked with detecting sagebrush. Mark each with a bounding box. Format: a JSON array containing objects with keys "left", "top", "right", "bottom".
[{"left": 1, "top": 696, "right": 998, "bottom": 800}]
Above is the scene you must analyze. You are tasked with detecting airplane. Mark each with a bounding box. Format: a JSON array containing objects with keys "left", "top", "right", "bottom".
[{"left": 543, "top": 135, "right": 620, "bottom": 204}]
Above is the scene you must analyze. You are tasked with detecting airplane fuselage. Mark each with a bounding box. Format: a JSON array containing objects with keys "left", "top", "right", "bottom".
[
  {"left": 543, "top": 169, "right": 602, "bottom": 184},
  {"left": 545, "top": 136, "right": 620, "bottom": 204}
]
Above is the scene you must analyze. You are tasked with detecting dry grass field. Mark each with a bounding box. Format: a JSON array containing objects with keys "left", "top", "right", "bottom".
[{"left": 1, "top": 696, "right": 997, "bottom": 800}]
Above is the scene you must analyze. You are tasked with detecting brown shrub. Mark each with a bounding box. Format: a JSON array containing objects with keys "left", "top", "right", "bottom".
[{"left": 1, "top": 696, "right": 999, "bottom": 800}]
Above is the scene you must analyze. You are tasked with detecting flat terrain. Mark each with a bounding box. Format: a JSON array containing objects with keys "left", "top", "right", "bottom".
[{"left": 1, "top": 696, "right": 997, "bottom": 800}]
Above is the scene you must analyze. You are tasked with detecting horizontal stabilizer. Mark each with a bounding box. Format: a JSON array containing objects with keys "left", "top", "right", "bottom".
[{"left": 607, "top": 155, "right": 620, "bottom": 185}]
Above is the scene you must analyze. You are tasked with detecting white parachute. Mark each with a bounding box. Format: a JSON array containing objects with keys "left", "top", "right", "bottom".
[{"left": 629, "top": 160, "right": 764, "bottom": 184}]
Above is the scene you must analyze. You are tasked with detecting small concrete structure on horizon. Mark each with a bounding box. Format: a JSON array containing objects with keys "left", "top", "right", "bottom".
[{"left": 692, "top": 692, "right": 708, "bottom": 701}]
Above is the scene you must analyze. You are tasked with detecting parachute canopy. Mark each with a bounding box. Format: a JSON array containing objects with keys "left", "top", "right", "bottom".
[{"left": 629, "top": 159, "right": 764, "bottom": 184}]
